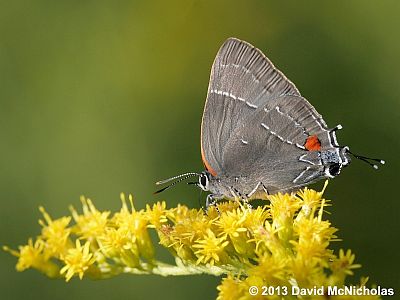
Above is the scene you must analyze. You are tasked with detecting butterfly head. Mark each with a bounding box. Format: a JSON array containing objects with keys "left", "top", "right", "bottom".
[{"left": 321, "top": 146, "right": 351, "bottom": 178}]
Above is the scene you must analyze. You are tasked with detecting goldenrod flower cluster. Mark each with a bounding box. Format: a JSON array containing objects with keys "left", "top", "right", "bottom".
[{"left": 4, "top": 183, "right": 381, "bottom": 299}]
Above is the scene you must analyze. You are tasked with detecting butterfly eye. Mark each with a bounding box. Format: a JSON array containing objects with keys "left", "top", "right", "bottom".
[
  {"left": 199, "top": 173, "right": 209, "bottom": 191},
  {"left": 329, "top": 163, "right": 341, "bottom": 176}
]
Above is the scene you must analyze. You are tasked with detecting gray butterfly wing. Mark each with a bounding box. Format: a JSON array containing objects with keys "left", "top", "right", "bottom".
[
  {"left": 221, "top": 94, "right": 334, "bottom": 192},
  {"left": 201, "top": 38, "right": 301, "bottom": 176}
]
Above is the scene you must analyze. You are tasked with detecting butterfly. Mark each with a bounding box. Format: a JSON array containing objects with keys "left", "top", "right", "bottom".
[{"left": 156, "top": 38, "right": 384, "bottom": 207}]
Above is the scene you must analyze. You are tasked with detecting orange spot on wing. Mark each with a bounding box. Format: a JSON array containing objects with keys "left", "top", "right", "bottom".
[
  {"left": 201, "top": 145, "right": 217, "bottom": 177},
  {"left": 304, "top": 135, "right": 321, "bottom": 151}
]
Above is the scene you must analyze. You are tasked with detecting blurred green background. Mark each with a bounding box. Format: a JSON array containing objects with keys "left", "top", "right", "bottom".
[{"left": 1, "top": 1, "right": 399, "bottom": 299}]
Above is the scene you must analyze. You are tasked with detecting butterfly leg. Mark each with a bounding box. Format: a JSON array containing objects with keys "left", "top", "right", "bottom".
[
  {"left": 242, "top": 198, "right": 252, "bottom": 209},
  {"left": 205, "top": 193, "right": 224, "bottom": 209},
  {"left": 230, "top": 187, "right": 252, "bottom": 209},
  {"left": 247, "top": 182, "right": 262, "bottom": 198},
  {"left": 262, "top": 183, "right": 270, "bottom": 197},
  {"left": 230, "top": 187, "right": 242, "bottom": 198}
]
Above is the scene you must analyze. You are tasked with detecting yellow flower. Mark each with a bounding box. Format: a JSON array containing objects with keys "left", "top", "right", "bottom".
[
  {"left": 193, "top": 229, "right": 229, "bottom": 266},
  {"left": 38, "top": 206, "right": 72, "bottom": 257},
  {"left": 15, "top": 238, "right": 44, "bottom": 272},
  {"left": 216, "top": 275, "right": 245, "bottom": 300},
  {"left": 169, "top": 207, "right": 212, "bottom": 245},
  {"left": 292, "top": 216, "right": 337, "bottom": 262},
  {"left": 248, "top": 253, "right": 287, "bottom": 285},
  {"left": 268, "top": 192, "right": 301, "bottom": 243},
  {"left": 289, "top": 255, "right": 324, "bottom": 287},
  {"left": 295, "top": 181, "right": 329, "bottom": 219},
  {"left": 112, "top": 193, "right": 154, "bottom": 261},
  {"left": 70, "top": 196, "right": 110, "bottom": 240},
  {"left": 216, "top": 207, "right": 254, "bottom": 258},
  {"left": 329, "top": 249, "right": 362, "bottom": 285},
  {"left": 146, "top": 201, "right": 168, "bottom": 229},
  {"left": 112, "top": 193, "right": 137, "bottom": 227},
  {"left": 98, "top": 227, "right": 139, "bottom": 267},
  {"left": 241, "top": 205, "right": 270, "bottom": 230},
  {"left": 3, "top": 239, "right": 59, "bottom": 278},
  {"left": 158, "top": 225, "right": 197, "bottom": 262},
  {"left": 4, "top": 184, "right": 382, "bottom": 300},
  {"left": 60, "top": 240, "right": 96, "bottom": 282},
  {"left": 250, "top": 219, "right": 284, "bottom": 257},
  {"left": 162, "top": 208, "right": 213, "bottom": 262},
  {"left": 216, "top": 207, "right": 247, "bottom": 238},
  {"left": 215, "top": 201, "right": 240, "bottom": 214}
]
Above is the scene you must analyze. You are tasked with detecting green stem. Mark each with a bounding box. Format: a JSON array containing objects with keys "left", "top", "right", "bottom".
[{"left": 96, "top": 259, "right": 240, "bottom": 278}]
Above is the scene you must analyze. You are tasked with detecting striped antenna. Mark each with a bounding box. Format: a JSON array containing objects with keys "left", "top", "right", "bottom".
[
  {"left": 155, "top": 172, "right": 200, "bottom": 185},
  {"left": 154, "top": 172, "right": 200, "bottom": 194}
]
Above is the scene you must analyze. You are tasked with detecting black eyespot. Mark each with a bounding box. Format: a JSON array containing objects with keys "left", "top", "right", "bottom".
[{"left": 329, "top": 163, "right": 341, "bottom": 176}]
